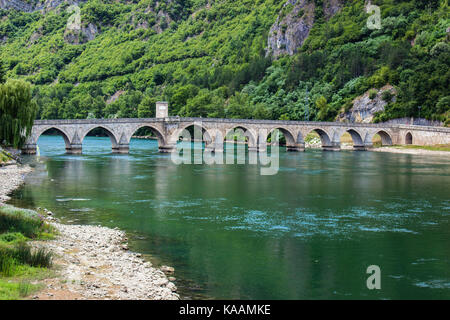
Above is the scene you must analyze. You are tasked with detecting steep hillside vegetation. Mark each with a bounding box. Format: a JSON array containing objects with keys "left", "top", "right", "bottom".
[{"left": 0, "top": 0, "right": 448, "bottom": 125}]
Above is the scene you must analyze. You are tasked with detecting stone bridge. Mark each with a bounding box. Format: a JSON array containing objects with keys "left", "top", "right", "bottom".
[{"left": 22, "top": 117, "right": 450, "bottom": 154}]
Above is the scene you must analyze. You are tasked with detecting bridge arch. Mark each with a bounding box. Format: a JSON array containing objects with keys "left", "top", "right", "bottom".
[
  {"left": 306, "top": 128, "right": 332, "bottom": 148},
  {"left": 176, "top": 123, "right": 213, "bottom": 144},
  {"left": 366, "top": 130, "right": 393, "bottom": 146},
  {"left": 80, "top": 125, "right": 119, "bottom": 150},
  {"left": 338, "top": 128, "right": 365, "bottom": 149},
  {"left": 128, "top": 125, "right": 165, "bottom": 147},
  {"left": 405, "top": 132, "right": 413, "bottom": 145},
  {"left": 266, "top": 127, "right": 296, "bottom": 146},
  {"left": 36, "top": 127, "right": 71, "bottom": 150},
  {"left": 224, "top": 126, "right": 257, "bottom": 148}
]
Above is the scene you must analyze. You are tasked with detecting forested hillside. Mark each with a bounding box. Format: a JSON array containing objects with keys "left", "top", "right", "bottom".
[{"left": 0, "top": 0, "right": 448, "bottom": 125}]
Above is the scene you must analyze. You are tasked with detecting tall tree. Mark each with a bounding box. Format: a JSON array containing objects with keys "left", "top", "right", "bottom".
[{"left": 0, "top": 80, "right": 38, "bottom": 148}]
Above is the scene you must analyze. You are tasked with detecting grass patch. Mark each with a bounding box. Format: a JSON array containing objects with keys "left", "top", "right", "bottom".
[
  {"left": 0, "top": 232, "right": 27, "bottom": 244},
  {"left": 12, "top": 243, "right": 53, "bottom": 268},
  {"left": 395, "top": 144, "right": 450, "bottom": 152},
  {"left": 0, "top": 243, "right": 53, "bottom": 275},
  {"left": 0, "top": 279, "right": 43, "bottom": 300},
  {"left": 0, "top": 205, "right": 57, "bottom": 299},
  {"left": 0, "top": 260, "right": 52, "bottom": 300},
  {"left": 0, "top": 148, "right": 14, "bottom": 165},
  {"left": 0, "top": 205, "right": 54, "bottom": 238}
]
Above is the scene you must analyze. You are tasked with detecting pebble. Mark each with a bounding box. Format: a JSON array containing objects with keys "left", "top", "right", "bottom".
[{"left": 161, "top": 266, "right": 175, "bottom": 273}]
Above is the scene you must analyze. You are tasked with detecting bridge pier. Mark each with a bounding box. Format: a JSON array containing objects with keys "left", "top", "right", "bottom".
[
  {"left": 205, "top": 142, "right": 223, "bottom": 153},
  {"left": 112, "top": 144, "right": 130, "bottom": 154},
  {"left": 213, "top": 146, "right": 224, "bottom": 153},
  {"left": 66, "top": 144, "right": 82, "bottom": 154},
  {"left": 322, "top": 142, "right": 341, "bottom": 151},
  {"left": 22, "top": 143, "right": 37, "bottom": 155},
  {"left": 287, "top": 143, "right": 305, "bottom": 152},
  {"left": 257, "top": 142, "right": 267, "bottom": 153},
  {"left": 353, "top": 145, "right": 367, "bottom": 151},
  {"left": 159, "top": 144, "right": 176, "bottom": 153}
]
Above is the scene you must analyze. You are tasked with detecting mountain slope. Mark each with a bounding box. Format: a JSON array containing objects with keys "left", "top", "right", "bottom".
[{"left": 0, "top": 0, "right": 449, "bottom": 125}]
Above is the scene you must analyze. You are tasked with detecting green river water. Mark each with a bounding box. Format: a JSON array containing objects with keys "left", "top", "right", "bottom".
[{"left": 8, "top": 135, "right": 450, "bottom": 299}]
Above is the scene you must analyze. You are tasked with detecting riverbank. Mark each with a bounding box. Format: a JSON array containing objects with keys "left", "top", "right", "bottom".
[
  {"left": 0, "top": 164, "right": 32, "bottom": 203},
  {"left": 0, "top": 164, "right": 179, "bottom": 300},
  {"left": 371, "top": 145, "right": 450, "bottom": 156},
  {"left": 31, "top": 219, "right": 178, "bottom": 300}
]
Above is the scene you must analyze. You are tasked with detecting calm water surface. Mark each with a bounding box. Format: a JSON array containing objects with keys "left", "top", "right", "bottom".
[{"left": 8, "top": 135, "right": 450, "bottom": 299}]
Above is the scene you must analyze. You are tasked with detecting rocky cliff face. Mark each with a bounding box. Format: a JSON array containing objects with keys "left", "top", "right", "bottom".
[
  {"left": 0, "top": 0, "right": 34, "bottom": 12},
  {"left": 0, "top": 0, "right": 85, "bottom": 13},
  {"left": 337, "top": 85, "right": 396, "bottom": 123},
  {"left": 267, "top": 0, "right": 342, "bottom": 58},
  {"left": 64, "top": 22, "right": 98, "bottom": 44},
  {"left": 1, "top": 0, "right": 98, "bottom": 44}
]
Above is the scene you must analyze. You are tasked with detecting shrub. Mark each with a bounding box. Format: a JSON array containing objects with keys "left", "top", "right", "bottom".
[
  {"left": 0, "top": 205, "right": 44, "bottom": 238},
  {"left": 0, "top": 252, "right": 15, "bottom": 277},
  {"left": 10, "top": 242, "right": 53, "bottom": 268},
  {"left": 444, "top": 118, "right": 450, "bottom": 127},
  {"left": 369, "top": 89, "right": 378, "bottom": 100},
  {"left": 0, "top": 232, "right": 27, "bottom": 244},
  {"left": 382, "top": 91, "right": 394, "bottom": 102}
]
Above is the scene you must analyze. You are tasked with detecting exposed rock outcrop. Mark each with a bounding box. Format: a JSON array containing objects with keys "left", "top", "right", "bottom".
[
  {"left": 0, "top": 0, "right": 34, "bottom": 12},
  {"left": 323, "top": 0, "right": 342, "bottom": 19},
  {"left": 64, "top": 22, "right": 98, "bottom": 44},
  {"left": 28, "top": 27, "right": 43, "bottom": 46},
  {"left": 0, "top": 0, "right": 86, "bottom": 13},
  {"left": 337, "top": 85, "right": 396, "bottom": 123},
  {"left": 267, "top": 0, "right": 342, "bottom": 58},
  {"left": 267, "top": 0, "right": 315, "bottom": 57},
  {"left": 106, "top": 90, "right": 126, "bottom": 105}
]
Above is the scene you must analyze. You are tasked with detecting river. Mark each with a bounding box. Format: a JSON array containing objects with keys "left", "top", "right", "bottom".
[{"left": 8, "top": 135, "right": 450, "bottom": 299}]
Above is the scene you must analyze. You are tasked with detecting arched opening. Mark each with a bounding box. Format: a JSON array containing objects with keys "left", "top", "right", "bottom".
[
  {"left": 405, "top": 132, "right": 413, "bottom": 145},
  {"left": 372, "top": 130, "right": 393, "bottom": 147},
  {"left": 37, "top": 128, "right": 71, "bottom": 155},
  {"left": 172, "top": 124, "right": 212, "bottom": 163},
  {"left": 340, "top": 129, "right": 364, "bottom": 150},
  {"left": 175, "top": 124, "right": 212, "bottom": 151},
  {"left": 82, "top": 126, "right": 118, "bottom": 154},
  {"left": 224, "top": 126, "right": 256, "bottom": 152},
  {"left": 305, "top": 129, "right": 331, "bottom": 149},
  {"left": 130, "top": 126, "right": 164, "bottom": 152},
  {"left": 266, "top": 128, "right": 295, "bottom": 152}
]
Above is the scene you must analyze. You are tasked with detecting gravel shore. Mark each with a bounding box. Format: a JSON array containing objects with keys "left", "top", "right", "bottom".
[
  {"left": 32, "top": 220, "right": 179, "bottom": 300},
  {"left": 1, "top": 164, "right": 179, "bottom": 300},
  {"left": 0, "top": 164, "right": 32, "bottom": 203}
]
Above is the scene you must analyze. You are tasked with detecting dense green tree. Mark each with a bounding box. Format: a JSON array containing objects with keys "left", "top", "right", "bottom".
[
  {"left": 0, "top": 80, "right": 37, "bottom": 148},
  {"left": 138, "top": 96, "right": 156, "bottom": 118}
]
